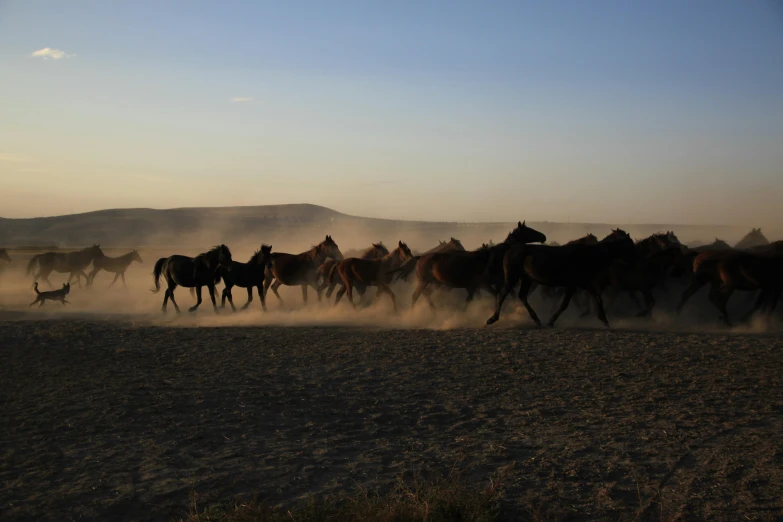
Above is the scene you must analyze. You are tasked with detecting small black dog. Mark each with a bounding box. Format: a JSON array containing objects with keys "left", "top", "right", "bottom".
[{"left": 30, "top": 282, "right": 71, "bottom": 307}]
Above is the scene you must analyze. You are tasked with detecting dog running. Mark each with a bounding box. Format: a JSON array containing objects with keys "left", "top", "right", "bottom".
[{"left": 30, "top": 282, "right": 71, "bottom": 307}]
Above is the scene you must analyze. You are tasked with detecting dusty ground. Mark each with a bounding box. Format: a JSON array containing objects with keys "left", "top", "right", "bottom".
[{"left": 1, "top": 313, "right": 782, "bottom": 521}]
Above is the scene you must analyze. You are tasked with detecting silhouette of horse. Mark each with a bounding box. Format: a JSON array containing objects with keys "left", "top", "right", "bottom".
[
  {"left": 152, "top": 244, "right": 232, "bottom": 314},
  {"left": 422, "top": 238, "right": 466, "bottom": 255},
  {"left": 87, "top": 250, "right": 143, "bottom": 287},
  {"left": 735, "top": 228, "right": 769, "bottom": 250},
  {"left": 0, "top": 249, "right": 10, "bottom": 263},
  {"left": 392, "top": 222, "right": 547, "bottom": 310},
  {"left": 537, "top": 233, "right": 599, "bottom": 308},
  {"left": 691, "top": 238, "right": 733, "bottom": 253},
  {"left": 26, "top": 245, "right": 104, "bottom": 287},
  {"left": 334, "top": 241, "right": 413, "bottom": 311},
  {"left": 264, "top": 235, "right": 343, "bottom": 306},
  {"left": 677, "top": 249, "right": 783, "bottom": 325},
  {"left": 220, "top": 245, "right": 273, "bottom": 312},
  {"left": 486, "top": 229, "right": 636, "bottom": 328},
  {"left": 320, "top": 242, "right": 389, "bottom": 301}
]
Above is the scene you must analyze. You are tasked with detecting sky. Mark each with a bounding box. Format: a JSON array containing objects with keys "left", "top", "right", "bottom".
[{"left": 1, "top": 0, "right": 782, "bottom": 226}]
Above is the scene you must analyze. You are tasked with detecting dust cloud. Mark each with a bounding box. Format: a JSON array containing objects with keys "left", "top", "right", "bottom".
[{"left": 1, "top": 218, "right": 780, "bottom": 333}]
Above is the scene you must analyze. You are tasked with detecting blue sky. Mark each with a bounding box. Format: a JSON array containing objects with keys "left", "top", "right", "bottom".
[{"left": 1, "top": 0, "right": 782, "bottom": 225}]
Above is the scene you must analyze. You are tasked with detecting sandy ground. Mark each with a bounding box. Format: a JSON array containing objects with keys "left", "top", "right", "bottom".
[{"left": 1, "top": 255, "right": 783, "bottom": 520}]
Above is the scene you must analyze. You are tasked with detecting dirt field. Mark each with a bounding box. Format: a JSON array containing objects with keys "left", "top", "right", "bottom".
[{"left": 2, "top": 311, "right": 782, "bottom": 521}]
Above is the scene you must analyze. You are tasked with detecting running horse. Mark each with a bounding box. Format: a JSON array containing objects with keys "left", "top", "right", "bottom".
[
  {"left": 151, "top": 244, "right": 232, "bottom": 314},
  {"left": 87, "top": 250, "right": 143, "bottom": 287},
  {"left": 319, "top": 242, "right": 389, "bottom": 302},
  {"left": 486, "top": 229, "right": 636, "bottom": 328},
  {"left": 391, "top": 221, "right": 547, "bottom": 310},
  {"left": 264, "top": 235, "right": 343, "bottom": 306},
  {"left": 26, "top": 245, "right": 104, "bottom": 287},
  {"left": 334, "top": 241, "right": 414, "bottom": 311},
  {"left": 220, "top": 244, "right": 274, "bottom": 312}
]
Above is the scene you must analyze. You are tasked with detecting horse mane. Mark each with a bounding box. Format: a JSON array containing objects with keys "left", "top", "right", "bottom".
[
  {"left": 247, "top": 244, "right": 272, "bottom": 263},
  {"left": 196, "top": 244, "right": 230, "bottom": 262}
]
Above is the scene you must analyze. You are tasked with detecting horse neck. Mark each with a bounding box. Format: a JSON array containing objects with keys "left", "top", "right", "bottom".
[
  {"left": 303, "top": 246, "right": 326, "bottom": 265},
  {"left": 380, "top": 249, "right": 406, "bottom": 269}
]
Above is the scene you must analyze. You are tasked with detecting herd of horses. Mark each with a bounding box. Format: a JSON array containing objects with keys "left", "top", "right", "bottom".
[{"left": 5, "top": 222, "right": 783, "bottom": 327}]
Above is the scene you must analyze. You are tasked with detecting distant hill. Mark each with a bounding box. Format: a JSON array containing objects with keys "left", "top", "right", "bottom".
[{"left": 0, "top": 204, "right": 773, "bottom": 251}]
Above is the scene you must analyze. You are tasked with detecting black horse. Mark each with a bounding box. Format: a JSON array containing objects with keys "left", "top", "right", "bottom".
[
  {"left": 220, "top": 245, "right": 273, "bottom": 312},
  {"left": 487, "top": 229, "right": 637, "bottom": 328},
  {"left": 151, "top": 244, "right": 232, "bottom": 314},
  {"left": 26, "top": 245, "right": 104, "bottom": 287}
]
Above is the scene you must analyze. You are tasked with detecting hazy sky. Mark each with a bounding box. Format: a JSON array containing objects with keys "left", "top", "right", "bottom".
[{"left": 1, "top": 1, "right": 782, "bottom": 225}]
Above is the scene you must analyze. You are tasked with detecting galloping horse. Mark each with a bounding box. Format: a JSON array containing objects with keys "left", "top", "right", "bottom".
[
  {"left": 319, "top": 242, "right": 389, "bottom": 301},
  {"left": 264, "top": 235, "right": 343, "bottom": 306},
  {"left": 220, "top": 245, "right": 274, "bottom": 312},
  {"left": 334, "top": 241, "right": 413, "bottom": 311},
  {"left": 392, "top": 222, "right": 547, "bottom": 310},
  {"left": 676, "top": 249, "right": 783, "bottom": 325},
  {"left": 486, "top": 229, "right": 636, "bottom": 328},
  {"left": 87, "top": 250, "right": 143, "bottom": 287},
  {"left": 26, "top": 245, "right": 104, "bottom": 287},
  {"left": 152, "top": 244, "right": 232, "bottom": 314}
]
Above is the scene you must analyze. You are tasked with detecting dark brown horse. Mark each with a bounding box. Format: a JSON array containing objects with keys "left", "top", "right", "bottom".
[
  {"left": 87, "top": 250, "right": 143, "bottom": 287},
  {"left": 0, "top": 249, "right": 10, "bottom": 263},
  {"left": 420, "top": 238, "right": 466, "bottom": 255},
  {"left": 264, "top": 235, "right": 343, "bottom": 306},
  {"left": 220, "top": 245, "right": 273, "bottom": 312},
  {"left": 676, "top": 249, "right": 783, "bottom": 325},
  {"left": 320, "top": 242, "right": 389, "bottom": 301},
  {"left": 152, "top": 244, "right": 232, "bottom": 314},
  {"left": 393, "top": 222, "right": 547, "bottom": 310},
  {"left": 334, "top": 241, "right": 413, "bottom": 311},
  {"left": 486, "top": 229, "right": 636, "bottom": 328},
  {"left": 26, "top": 245, "right": 104, "bottom": 287}
]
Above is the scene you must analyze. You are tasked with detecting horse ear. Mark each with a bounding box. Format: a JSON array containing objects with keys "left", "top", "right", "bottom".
[
  {"left": 522, "top": 220, "right": 525, "bottom": 226},
  {"left": 399, "top": 240, "right": 404, "bottom": 247},
  {"left": 518, "top": 221, "right": 522, "bottom": 227}
]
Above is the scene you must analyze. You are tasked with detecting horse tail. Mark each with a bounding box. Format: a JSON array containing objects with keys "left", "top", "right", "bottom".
[
  {"left": 388, "top": 256, "right": 419, "bottom": 282},
  {"left": 26, "top": 254, "right": 42, "bottom": 276},
  {"left": 151, "top": 257, "right": 166, "bottom": 293}
]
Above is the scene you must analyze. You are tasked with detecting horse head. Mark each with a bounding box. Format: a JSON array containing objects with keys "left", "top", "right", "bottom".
[
  {"left": 0, "top": 249, "right": 10, "bottom": 262},
  {"left": 131, "top": 250, "right": 143, "bottom": 263},
  {"left": 505, "top": 220, "right": 547, "bottom": 245},
  {"left": 320, "top": 235, "right": 343, "bottom": 261},
  {"left": 394, "top": 240, "right": 413, "bottom": 263}
]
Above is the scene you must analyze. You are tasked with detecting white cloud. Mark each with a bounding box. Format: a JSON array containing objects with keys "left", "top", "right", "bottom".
[
  {"left": 230, "top": 97, "right": 255, "bottom": 103},
  {"left": 0, "top": 153, "right": 29, "bottom": 163},
  {"left": 31, "top": 47, "right": 74, "bottom": 60}
]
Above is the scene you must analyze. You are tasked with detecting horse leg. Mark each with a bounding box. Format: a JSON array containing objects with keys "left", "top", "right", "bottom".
[
  {"left": 676, "top": 278, "right": 706, "bottom": 315},
  {"left": 636, "top": 289, "right": 656, "bottom": 318},
  {"left": 109, "top": 273, "right": 121, "bottom": 287},
  {"left": 208, "top": 284, "right": 219, "bottom": 313},
  {"left": 121, "top": 272, "right": 127, "bottom": 287},
  {"left": 345, "top": 281, "right": 357, "bottom": 309},
  {"left": 301, "top": 285, "right": 308, "bottom": 304},
  {"left": 378, "top": 283, "right": 397, "bottom": 312},
  {"left": 741, "top": 290, "right": 768, "bottom": 324},
  {"left": 708, "top": 283, "right": 733, "bottom": 326},
  {"left": 334, "top": 285, "right": 347, "bottom": 305},
  {"left": 269, "top": 280, "right": 285, "bottom": 306},
  {"left": 325, "top": 281, "right": 338, "bottom": 299},
  {"left": 241, "top": 287, "right": 253, "bottom": 310},
  {"left": 257, "top": 285, "right": 267, "bottom": 312},
  {"left": 168, "top": 285, "right": 181, "bottom": 313},
  {"left": 411, "top": 280, "right": 430, "bottom": 309},
  {"left": 225, "top": 286, "right": 237, "bottom": 311},
  {"left": 588, "top": 289, "right": 611, "bottom": 328},
  {"left": 464, "top": 286, "right": 477, "bottom": 311},
  {"left": 87, "top": 268, "right": 99, "bottom": 286},
  {"left": 487, "top": 270, "right": 525, "bottom": 325},
  {"left": 546, "top": 287, "right": 576, "bottom": 328},
  {"left": 189, "top": 286, "right": 203, "bottom": 312}
]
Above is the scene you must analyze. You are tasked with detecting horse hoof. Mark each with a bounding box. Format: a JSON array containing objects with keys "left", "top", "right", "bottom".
[{"left": 486, "top": 315, "right": 499, "bottom": 325}]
